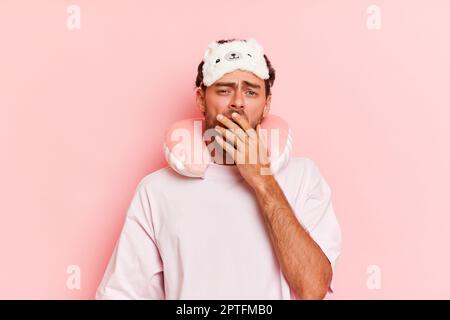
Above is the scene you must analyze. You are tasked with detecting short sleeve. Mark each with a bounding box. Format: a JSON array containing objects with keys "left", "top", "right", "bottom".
[
  {"left": 292, "top": 159, "right": 342, "bottom": 297},
  {"left": 96, "top": 179, "right": 165, "bottom": 300}
]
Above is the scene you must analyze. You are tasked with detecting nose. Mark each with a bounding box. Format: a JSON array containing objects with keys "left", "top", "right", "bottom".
[{"left": 229, "top": 90, "right": 244, "bottom": 113}]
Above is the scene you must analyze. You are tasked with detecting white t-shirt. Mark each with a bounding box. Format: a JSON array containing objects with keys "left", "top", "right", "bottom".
[{"left": 96, "top": 157, "right": 342, "bottom": 300}]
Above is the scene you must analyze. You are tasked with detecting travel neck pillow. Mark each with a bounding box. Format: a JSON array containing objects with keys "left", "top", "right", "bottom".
[{"left": 163, "top": 114, "right": 292, "bottom": 179}]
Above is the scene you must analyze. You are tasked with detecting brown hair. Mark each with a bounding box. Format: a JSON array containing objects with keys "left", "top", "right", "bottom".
[{"left": 195, "top": 39, "right": 276, "bottom": 97}]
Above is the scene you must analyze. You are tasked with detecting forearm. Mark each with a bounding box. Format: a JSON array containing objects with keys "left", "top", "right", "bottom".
[{"left": 252, "top": 175, "right": 332, "bottom": 300}]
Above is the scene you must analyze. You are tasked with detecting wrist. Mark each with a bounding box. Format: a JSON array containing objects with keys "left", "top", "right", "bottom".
[{"left": 251, "top": 173, "right": 278, "bottom": 195}]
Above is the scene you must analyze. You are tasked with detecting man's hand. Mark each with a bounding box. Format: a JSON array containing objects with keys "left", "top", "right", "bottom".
[
  {"left": 214, "top": 112, "right": 332, "bottom": 299},
  {"left": 213, "top": 112, "right": 273, "bottom": 190}
]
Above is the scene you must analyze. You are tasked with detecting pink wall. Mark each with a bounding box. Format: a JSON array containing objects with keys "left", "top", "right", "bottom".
[{"left": 1, "top": 0, "right": 449, "bottom": 299}]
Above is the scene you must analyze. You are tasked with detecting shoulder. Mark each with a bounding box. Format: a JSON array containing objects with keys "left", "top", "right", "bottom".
[
  {"left": 283, "top": 156, "right": 324, "bottom": 180},
  {"left": 138, "top": 165, "right": 170, "bottom": 185},
  {"left": 134, "top": 165, "right": 194, "bottom": 197},
  {"left": 134, "top": 166, "right": 176, "bottom": 192},
  {"left": 279, "top": 156, "right": 332, "bottom": 198}
]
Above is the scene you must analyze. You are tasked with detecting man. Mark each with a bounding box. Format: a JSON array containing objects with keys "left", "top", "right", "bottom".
[{"left": 96, "top": 38, "right": 342, "bottom": 300}]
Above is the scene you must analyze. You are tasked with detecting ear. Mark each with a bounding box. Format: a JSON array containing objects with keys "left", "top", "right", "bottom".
[
  {"left": 203, "top": 41, "right": 219, "bottom": 61},
  {"left": 246, "top": 38, "right": 264, "bottom": 55},
  {"left": 262, "top": 94, "right": 272, "bottom": 118},
  {"left": 195, "top": 87, "right": 206, "bottom": 116}
]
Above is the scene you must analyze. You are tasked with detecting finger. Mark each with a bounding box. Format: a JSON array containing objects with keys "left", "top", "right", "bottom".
[
  {"left": 216, "top": 114, "right": 241, "bottom": 131},
  {"left": 256, "top": 126, "right": 270, "bottom": 164},
  {"left": 217, "top": 114, "right": 247, "bottom": 142},
  {"left": 214, "top": 126, "right": 245, "bottom": 152},
  {"left": 256, "top": 124, "right": 267, "bottom": 147},
  {"left": 216, "top": 114, "right": 248, "bottom": 141},
  {"left": 214, "top": 135, "right": 237, "bottom": 162},
  {"left": 231, "top": 112, "right": 252, "bottom": 132},
  {"left": 247, "top": 126, "right": 257, "bottom": 141},
  {"left": 247, "top": 123, "right": 259, "bottom": 144}
]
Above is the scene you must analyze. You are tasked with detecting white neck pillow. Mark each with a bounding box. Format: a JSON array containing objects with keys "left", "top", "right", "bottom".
[{"left": 163, "top": 114, "right": 293, "bottom": 179}]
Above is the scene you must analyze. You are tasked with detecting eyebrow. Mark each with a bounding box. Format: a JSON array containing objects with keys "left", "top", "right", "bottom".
[{"left": 213, "top": 81, "right": 262, "bottom": 90}]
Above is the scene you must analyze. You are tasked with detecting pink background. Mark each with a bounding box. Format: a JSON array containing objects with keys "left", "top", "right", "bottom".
[{"left": 1, "top": 0, "right": 449, "bottom": 299}]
